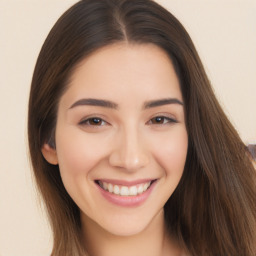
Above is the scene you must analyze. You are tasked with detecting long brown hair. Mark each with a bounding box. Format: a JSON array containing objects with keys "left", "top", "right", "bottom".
[{"left": 28, "top": 0, "right": 256, "bottom": 255}]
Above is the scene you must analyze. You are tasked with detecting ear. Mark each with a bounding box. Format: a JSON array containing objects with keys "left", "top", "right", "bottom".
[{"left": 41, "top": 143, "right": 58, "bottom": 165}]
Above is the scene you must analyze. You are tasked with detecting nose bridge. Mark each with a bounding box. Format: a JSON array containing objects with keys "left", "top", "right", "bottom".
[{"left": 109, "top": 123, "right": 149, "bottom": 171}]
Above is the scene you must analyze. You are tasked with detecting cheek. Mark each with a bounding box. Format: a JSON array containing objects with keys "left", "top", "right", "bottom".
[
  {"left": 152, "top": 127, "right": 188, "bottom": 176},
  {"left": 55, "top": 127, "right": 109, "bottom": 179}
]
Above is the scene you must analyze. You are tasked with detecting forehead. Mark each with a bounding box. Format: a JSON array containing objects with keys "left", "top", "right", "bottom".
[{"left": 60, "top": 43, "right": 182, "bottom": 107}]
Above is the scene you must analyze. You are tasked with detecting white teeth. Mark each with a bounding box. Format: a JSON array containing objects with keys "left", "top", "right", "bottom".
[
  {"left": 108, "top": 183, "right": 113, "bottom": 193},
  {"left": 137, "top": 185, "right": 144, "bottom": 194},
  {"left": 113, "top": 185, "right": 120, "bottom": 195},
  {"left": 143, "top": 183, "right": 149, "bottom": 191},
  {"left": 129, "top": 186, "right": 137, "bottom": 196},
  {"left": 103, "top": 182, "right": 108, "bottom": 190},
  {"left": 99, "top": 181, "right": 152, "bottom": 196},
  {"left": 120, "top": 186, "right": 129, "bottom": 196}
]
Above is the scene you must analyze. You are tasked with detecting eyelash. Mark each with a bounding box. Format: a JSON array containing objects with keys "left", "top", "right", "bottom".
[{"left": 79, "top": 115, "right": 177, "bottom": 127}]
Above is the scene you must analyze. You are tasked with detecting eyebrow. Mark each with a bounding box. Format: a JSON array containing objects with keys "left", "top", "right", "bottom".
[
  {"left": 69, "top": 97, "right": 183, "bottom": 110},
  {"left": 69, "top": 98, "right": 118, "bottom": 109},
  {"left": 143, "top": 98, "right": 183, "bottom": 108}
]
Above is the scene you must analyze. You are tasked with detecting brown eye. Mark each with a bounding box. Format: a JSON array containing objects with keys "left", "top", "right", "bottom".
[
  {"left": 148, "top": 116, "right": 177, "bottom": 125},
  {"left": 88, "top": 118, "right": 103, "bottom": 125},
  {"left": 79, "top": 117, "right": 107, "bottom": 126},
  {"left": 151, "top": 116, "right": 165, "bottom": 124}
]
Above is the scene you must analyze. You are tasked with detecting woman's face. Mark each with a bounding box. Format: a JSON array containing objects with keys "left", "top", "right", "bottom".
[{"left": 42, "top": 43, "right": 188, "bottom": 236}]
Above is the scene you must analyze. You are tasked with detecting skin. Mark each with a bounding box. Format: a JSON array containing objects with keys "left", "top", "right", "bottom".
[{"left": 42, "top": 43, "right": 188, "bottom": 256}]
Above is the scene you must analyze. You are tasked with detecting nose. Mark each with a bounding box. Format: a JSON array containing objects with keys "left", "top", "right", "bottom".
[{"left": 109, "top": 127, "right": 149, "bottom": 171}]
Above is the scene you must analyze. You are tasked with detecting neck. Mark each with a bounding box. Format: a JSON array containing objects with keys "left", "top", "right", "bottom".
[{"left": 81, "top": 209, "right": 183, "bottom": 256}]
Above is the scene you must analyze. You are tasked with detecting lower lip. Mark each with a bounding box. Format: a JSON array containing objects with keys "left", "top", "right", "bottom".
[{"left": 96, "top": 181, "right": 157, "bottom": 207}]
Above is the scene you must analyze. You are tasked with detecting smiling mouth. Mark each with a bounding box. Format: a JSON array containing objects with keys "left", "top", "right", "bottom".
[{"left": 95, "top": 180, "right": 156, "bottom": 197}]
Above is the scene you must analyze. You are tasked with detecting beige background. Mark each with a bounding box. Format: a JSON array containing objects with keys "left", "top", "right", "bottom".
[{"left": 0, "top": 0, "right": 255, "bottom": 255}]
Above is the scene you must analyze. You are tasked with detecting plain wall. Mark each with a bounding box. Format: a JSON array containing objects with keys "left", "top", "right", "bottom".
[{"left": 0, "top": 0, "right": 255, "bottom": 255}]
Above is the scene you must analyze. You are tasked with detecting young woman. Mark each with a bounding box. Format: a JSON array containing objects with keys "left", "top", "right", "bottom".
[{"left": 28, "top": 0, "right": 256, "bottom": 255}]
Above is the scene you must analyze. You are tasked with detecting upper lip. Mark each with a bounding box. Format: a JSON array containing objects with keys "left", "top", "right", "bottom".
[{"left": 95, "top": 179, "right": 156, "bottom": 186}]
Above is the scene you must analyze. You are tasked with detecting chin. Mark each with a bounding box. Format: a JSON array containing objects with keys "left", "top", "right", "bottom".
[
  {"left": 102, "top": 220, "right": 150, "bottom": 237},
  {"left": 95, "top": 208, "right": 164, "bottom": 238}
]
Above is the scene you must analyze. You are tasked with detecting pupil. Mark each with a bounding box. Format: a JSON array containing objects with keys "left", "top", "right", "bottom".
[
  {"left": 154, "top": 116, "right": 163, "bottom": 124},
  {"left": 155, "top": 117, "right": 163, "bottom": 123}
]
